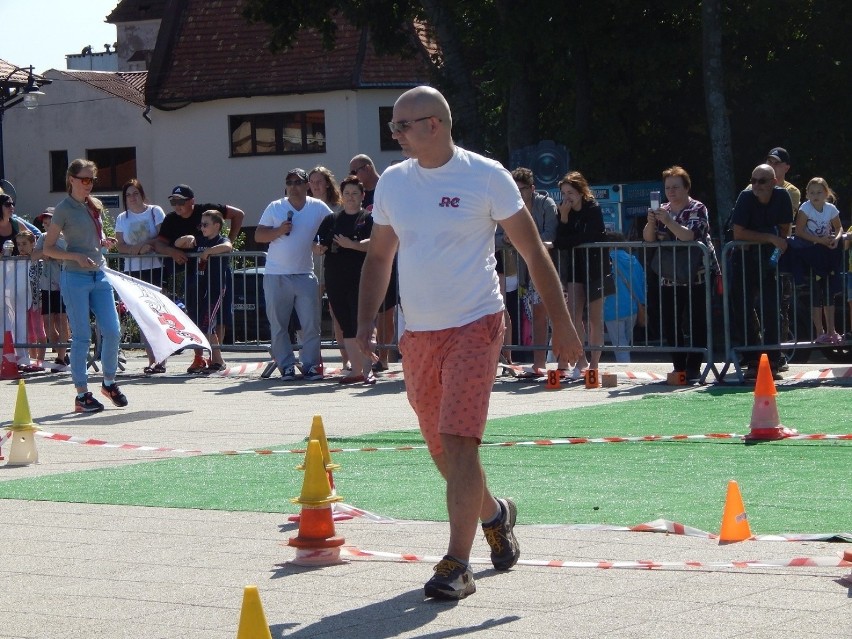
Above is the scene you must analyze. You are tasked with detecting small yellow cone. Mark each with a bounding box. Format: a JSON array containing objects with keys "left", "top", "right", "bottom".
[
  {"left": 12, "top": 380, "right": 36, "bottom": 428},
  {"left": 7, "top": 380, "right": 39, "bottom": 466},
  {"left": 297, "top": 415, "right": 340, "bottom": 471},
  {"left": 718, "top": 480, "right": 753, "bottom": 544},
  {"left": 293, "top": 440, "right": 342, "bottom": 506},
  {"left": 236, "top": 585, "right": 272, "bottom": 639}
]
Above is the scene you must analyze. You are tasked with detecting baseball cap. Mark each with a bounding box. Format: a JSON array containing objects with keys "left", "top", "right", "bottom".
[
  {"left": 766, "top": 147, "right": 791, "bottom": 164},
  {"left": 169, "top": 184, "right": 195, "bottom": 200},
  {"left": 286, "top": 168, "right": 308, "bottom": 183}
]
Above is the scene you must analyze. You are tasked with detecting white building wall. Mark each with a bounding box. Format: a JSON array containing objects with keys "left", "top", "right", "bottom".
[
  {"left": 66, "top": 52, "right": 119, "bottom": 72},
  {"left": 4, "top": 82, "right": 407, "bottom": 227},
  {"left": 149, "top": 88, "right": 407, "bottom": 226},
  {"left": 4, "top": 70, "right": 153, "bottom": 220},
  {"left": 116, "top": 21, "right": 162, "bottom": 72}
]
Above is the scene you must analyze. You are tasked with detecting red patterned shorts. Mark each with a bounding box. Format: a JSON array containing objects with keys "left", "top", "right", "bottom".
[{"left": 399, "top": 311, "right": 504, "bottom": 456}]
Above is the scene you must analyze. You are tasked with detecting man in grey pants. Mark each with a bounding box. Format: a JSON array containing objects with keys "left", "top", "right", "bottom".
[{"left": 255, "top": 169, "right": 331, "bottom": 380}]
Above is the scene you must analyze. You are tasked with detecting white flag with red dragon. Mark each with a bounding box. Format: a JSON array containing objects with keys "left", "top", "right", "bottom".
[{"left": 102, "top": 266, "right": 211, "bottom": 364}]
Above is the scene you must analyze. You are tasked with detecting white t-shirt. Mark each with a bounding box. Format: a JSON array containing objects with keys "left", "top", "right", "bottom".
[
  {"left": 259, "top": 196, "right": 331, "bottom": 275},
  {"left": 114, "top": 205, "right": 166, "bottom": 272},
  {"left": 799, "top": 200, "right": 839, "bottom": 238},
  {"left": 372, "top": 146, "right": 524, "bottom": 331}
]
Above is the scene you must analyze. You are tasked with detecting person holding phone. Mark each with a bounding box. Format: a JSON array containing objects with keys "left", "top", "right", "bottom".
[{"left": 643, "top": 166, "right": 717, "bottom": 382}]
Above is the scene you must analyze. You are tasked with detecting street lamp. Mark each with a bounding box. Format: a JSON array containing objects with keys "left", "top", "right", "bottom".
[{"left": 0, "top": 64, "right": 49, "bottom": 181}]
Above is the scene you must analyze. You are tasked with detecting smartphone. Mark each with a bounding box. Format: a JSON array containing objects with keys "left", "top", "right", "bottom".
[{"left": 650, "top": 190, "right": 661, "bottom": 211}]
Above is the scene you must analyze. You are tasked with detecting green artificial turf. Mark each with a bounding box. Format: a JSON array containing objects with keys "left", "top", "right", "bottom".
[{"left": 0, "top": 387, "right": 849, "bottom": 534}]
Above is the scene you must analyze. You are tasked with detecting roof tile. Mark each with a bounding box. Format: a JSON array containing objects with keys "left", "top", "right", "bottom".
[
  {"left": 59, "top": 70, "right": 147, "bottom": 108},
  {"left": 146, "top": 0, "right": 431, "bottom": 108}
]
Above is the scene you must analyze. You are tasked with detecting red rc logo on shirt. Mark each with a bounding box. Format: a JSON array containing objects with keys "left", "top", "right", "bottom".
[{"left": 439, "top": 196, "right": 461, "bottom": 208}]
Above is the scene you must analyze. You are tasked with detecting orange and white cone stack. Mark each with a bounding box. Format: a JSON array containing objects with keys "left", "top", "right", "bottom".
[
  {"left": 718, "top": 479, "right": 753, "bottom": 544},
  {"left": 287, "top": 439, "right": 345, "bottom": 566},
  {"left": 290, "top": 415, "right": 351, "bottom": 522},
  {"left": 1, "top": 331, "right": 20, "bottom": 380},
  {"left": 841, "top": 551, "right": 852, "bottom": 586},
  {"left": 6, "top": 380, "right": 40, "bottom": 466},
  {"left": 744, "top": 354, "right": 797, "bottom": 442}
]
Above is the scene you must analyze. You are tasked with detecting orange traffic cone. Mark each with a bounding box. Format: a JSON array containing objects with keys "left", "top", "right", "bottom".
[
  {"left": 6, "top": 380, "right": 39, "bottom": 466},
  {"left": 288, "top": 439, "right": 345, "bottom": 566},
  {"left": 1, "top": 331, "right": 20, "bottom": 380},
  {"left": 718, "top": 479, "right": 753, "bottom": 544},
  {"left": 235, "top": 585, "right": 272, "bottom": 639},
  {"left": 744, "top": 354, "right": 797, "bottom": 442}
]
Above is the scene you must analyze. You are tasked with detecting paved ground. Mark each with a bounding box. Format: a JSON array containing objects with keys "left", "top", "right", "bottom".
[{"left": 0, "top": 350, "right": 850, "bottom": 638}]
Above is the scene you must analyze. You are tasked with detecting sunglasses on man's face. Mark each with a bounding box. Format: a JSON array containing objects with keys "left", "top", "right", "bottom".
[
  {"left": 286, "top": 179, "right": 306, "bottom": 186},
  {"left": 73, "top": 176, "right": 96, "bottom": 185},
  {"left": 750, "top": 177, "right": 773, "bottom": 185}
]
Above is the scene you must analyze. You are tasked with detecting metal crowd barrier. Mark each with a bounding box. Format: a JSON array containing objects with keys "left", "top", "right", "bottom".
[
  {"left": 720, "top": 240, "right": 851, "bottom": 381},
  {"left": 4, "top": 240, "right": 849, "bottom": 379},
  {"left": 502, "top": 241, "right": 718, "bottom": 381}
]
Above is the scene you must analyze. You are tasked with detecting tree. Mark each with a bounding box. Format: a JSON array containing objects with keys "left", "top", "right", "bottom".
[{"left": 702, "top": 0, "right": 735, "bottom": 232}]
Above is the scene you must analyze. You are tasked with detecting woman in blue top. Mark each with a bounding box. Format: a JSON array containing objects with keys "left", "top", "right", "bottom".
[{"left": 42, "top": 159, "right": 128, "bottom": 413}]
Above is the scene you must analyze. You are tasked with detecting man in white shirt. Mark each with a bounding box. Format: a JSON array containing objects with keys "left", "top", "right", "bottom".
[
  {"left": 356, "top": 86, "right": 582, "bottom": 600},
  {"left": 255, "top": 169, "right": 331, "bottom": 380}
]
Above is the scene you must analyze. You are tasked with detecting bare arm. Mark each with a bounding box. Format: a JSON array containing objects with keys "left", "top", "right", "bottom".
[
  {"left": 201, "top": 239, "right": 232, "bottom": 258},
  {"left": 733, "top": 224, "right": 788, "bottom": 251},
  {"left": 334, "top": 235, "right": 370, "bottom": 252},
  {"left": 42, "top": 222, "right": 95, "bottom": 269},
  {"left": 793, "top": 210, "right": 824, "bottom": 245},
  {"left": 224, "top": 206, "right": 244, "bottom": 242},
  {"left": 153, "top": 235, "right": 189, "bottom": 264},
  {"left": 254, "top": 223, "right": 290, "bottom": 244},
  {"left": 500, "top": 209, "right": 583, "bottom": 363},
  {"left": 116, "top": 227, "right": 160, "bottom": 256},
  {"left": 356, "top": 224, "right": 398, "bottom": 357}
]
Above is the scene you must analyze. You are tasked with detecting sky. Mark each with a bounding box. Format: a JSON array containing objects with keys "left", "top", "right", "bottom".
[{"left": 2, "top": 0, "right": 120, "bottom": 75}]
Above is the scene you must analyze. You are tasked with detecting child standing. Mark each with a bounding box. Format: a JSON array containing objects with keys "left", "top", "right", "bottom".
[
  {"left": 15, "top": 230, "right": 47, "bottom": 369},
  {"left": 792, "top": 177, "right": 844, "bottom": 344},
  {"left": 186, "top": 210, "right": 232, "bottom": 373}
]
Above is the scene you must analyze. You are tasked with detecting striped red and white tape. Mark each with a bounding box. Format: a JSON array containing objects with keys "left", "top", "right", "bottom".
[
  {"left": 338, "top": 546, "right": 852, "bottom": 572},
  {"left": 24, "top": 429, "right": 852, "bottom": 457}
]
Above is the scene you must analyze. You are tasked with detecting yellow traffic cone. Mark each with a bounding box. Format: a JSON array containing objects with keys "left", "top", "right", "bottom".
[
  {"left": 236, "top": 585, "right": 272, "bottom": 639},
  {"left": 7, "top": 380, "right": 39, "bottom": 466},
  {"left": 296, "top": 415, "right": 340, "bottom": 471}
]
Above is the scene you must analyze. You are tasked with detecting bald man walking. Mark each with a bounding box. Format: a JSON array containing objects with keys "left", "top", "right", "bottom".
[{"left": 357, "top": 86, "right": 582, "bottom": 599}]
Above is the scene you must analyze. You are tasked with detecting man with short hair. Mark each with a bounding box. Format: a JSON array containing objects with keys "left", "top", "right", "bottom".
[
  {"left": 154, "top": 185, "right": 245, "bottom": 373},
  {"left": 765, "top": 147, "right": 801, "bottom": 219},
  {"left": 350, "top": 153, "right": 397, "bottom": 370},
  {"left": 349, "top": 154, "right": 381, "bottom": 209},
  {"left": 255, "top": 169, "right": 331, "bottom": 381},
  {"left": 356, "top": 86, "right": 582, "bottom": 600},
  {"left": 156, "top": 185, "right": 244, "bottom": 265},
  {"left": 729, "top": 164, "right": 792, "bottom": 379},
  {"left": 498, "top": 167, "right": 559, "bottom": 374}
]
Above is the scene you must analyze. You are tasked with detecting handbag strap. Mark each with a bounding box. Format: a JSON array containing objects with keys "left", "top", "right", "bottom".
[{"left": 614, "top": 262, "right": 642, "bottom": 305}]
